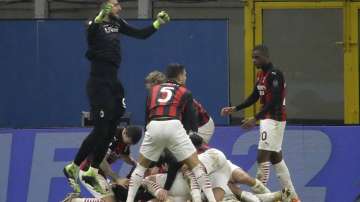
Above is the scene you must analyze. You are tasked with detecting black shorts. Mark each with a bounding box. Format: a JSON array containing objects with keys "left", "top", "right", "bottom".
[{"left": 86, "top": 77, "right": 126, "bottom": 122}]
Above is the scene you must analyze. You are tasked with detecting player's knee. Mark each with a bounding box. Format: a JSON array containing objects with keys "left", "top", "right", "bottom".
[{"left": 212, "top": 187, "right": 225, "bottom": 201}]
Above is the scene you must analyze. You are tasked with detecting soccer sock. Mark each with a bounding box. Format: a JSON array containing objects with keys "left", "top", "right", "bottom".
[
  {"left": 256, "top": 161, "right": 271, "bottom": 185},
  {"left": 274, "top": 160, "right": 298, "bottom": 198},
  {"left": 184, "top": 169, "right": 201, "bottom": 202},
  {"left": 191, "top": 164, "right": 216, "bottom": 202},
  {"left": 141, "top": 179, "right": 161, "bottom": 196},
  {"left": 74, "top": 131, "right": 97, "bottom": 166},
  {"left": 240, "top": 191, "right": 261, "bottom": 202},
  {"left": 126, "top": 164, "right": 147, "bottom": 202},
  {"left": 70, "top": 198, "right": 105, "bottom": 202},
  {"left": 251, "top": 179, "right": 271, "bottom": 194},
  {"left": 256, "top": 191, "right": 282, "bottom": 202}
]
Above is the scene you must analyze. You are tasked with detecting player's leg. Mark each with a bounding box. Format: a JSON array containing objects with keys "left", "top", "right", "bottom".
[
  {"left": 228, "top": 182, "right": 260, "bottom": 202},
  {"left": 127, "top": 121, "right": 165, "bottom": 202},
  {"left": 271, "top": 151, "right": 299, "bottom": 201},
  {"left": 197, "top": 117, "right": 215, "bottom": 143},
  {"left": 78, "top": 169, "right": 116, "bottom": 202},
  {"left": 228, "top": 162, "right": 270, "bottom": 194},
  {"left": 256, "top": 149, "right": 271, "bottom": 185},
  {"left": 167, "top": 121, "right": 216, "bottom": 202}
]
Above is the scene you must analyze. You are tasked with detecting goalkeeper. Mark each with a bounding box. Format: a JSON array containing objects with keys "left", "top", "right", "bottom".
[{"left": 63, "top": 0, "right": 170, "bottom": 195}]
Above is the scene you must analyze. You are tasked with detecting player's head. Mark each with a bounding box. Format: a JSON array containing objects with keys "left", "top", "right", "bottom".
[
  {"left": 122, "top": 126, "right": 142, "bottom": 145},
  {"left": 189, "top": 134, "right": 204, "bottom": 149},
  {"left": 252, "top": 44, "right": 270, "bottom": 68},
  {"left": 105, "top": 0, "right": 122, "bottom": 18},
  {"left": 165, "top": 63, "right": 187, "bottom": 85},
  {"left": 145, "top": 70, "right": 166, "bottom": 90}
]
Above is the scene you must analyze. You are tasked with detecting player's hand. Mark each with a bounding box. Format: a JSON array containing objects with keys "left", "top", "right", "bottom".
[
  {"left": 221, "top": 106, "right": 236, "bottom": 116},
  {"left": 115, "top": 178, "right": 129, "bottom": 188},
  {"left": 241, "top": 117, "right": 256, "bottom": 130},
  {"left": 153, "top": 11, "right": 170, "bottom": 29},
  {"left": 155, "top": 188, "right": 168, "bottom": 201},
  {"left": 95, "top": 2, "right": 113, "bottom": 23},
  {"left": 102, "top": 2, "right": 113, "bottom": 15}
]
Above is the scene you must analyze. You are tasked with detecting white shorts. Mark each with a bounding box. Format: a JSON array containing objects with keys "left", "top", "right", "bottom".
[
  {"left": 209, "top": 163, "right": 232, "bottom": 192},
  {"left": 198, "top": 148, "right": 228, "bottom": 174},
  {"left": 153, "top": 173, "right": 191, "bottom": 201},
  {"left": 258, "top": 119, "right": 286, "bottom": 152},
  {"left": 198, "top": 117, "right": 215, "bottom": 143},
  {"left": 227, "top": 160, "right": 240, "bottom": 174},
  {"left": 79, "top": 170, "right": 114, "bottom": 198},
  {"left": 140, "top": 120, "right": 196, "bottom": 162}
]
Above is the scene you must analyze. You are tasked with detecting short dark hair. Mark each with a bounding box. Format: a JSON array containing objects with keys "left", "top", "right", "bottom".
[
  {"left": 126, "top": 126, "right": 142, "bottom": 144},
  {"left": 253, "top": 44, "right": 270, "bottom": 57},
  {"left": 165, "top": 63, "right": 185, "bottom": 80},
  {"left": 189, "top": 134, "right": 204, "bottom": 149}
]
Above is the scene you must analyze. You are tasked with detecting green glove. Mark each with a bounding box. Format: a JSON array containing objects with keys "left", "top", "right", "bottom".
[
  {"left": 153, "top": 11, "right": 170, "bottom": 29},
  {"left": 95, "top": 3, "right": 113, "bottom": 23}
]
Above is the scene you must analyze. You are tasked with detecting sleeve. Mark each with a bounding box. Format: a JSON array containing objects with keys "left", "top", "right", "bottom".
[
  {"left": 254, "top": 73, "right": 282, "bottom": 120},
  {"left": 87, "top": 19, "right": 99, "bottom": 38},
  {"left": 118, "top": 18, "right": 157, "bottom": 39},
  {"left": 162, "top": 150, "right": 182, "bottom": 190},
  {"left": 235, "top": 84, "right": 260, "bottom": 111},
  {"left": 182, "top": 93, "right": 198, "bottom": 133}
]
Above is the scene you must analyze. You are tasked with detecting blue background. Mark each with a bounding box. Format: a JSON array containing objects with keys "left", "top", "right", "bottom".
[
  {"left": 0, "top": 20, "right": 229, "bottom": 128},
  {"left": 1, "top": 126, "right": 359, "bottom": 202}
]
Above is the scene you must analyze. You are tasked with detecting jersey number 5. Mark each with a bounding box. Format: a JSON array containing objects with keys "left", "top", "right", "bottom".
[{"left": 158, "top": 86, "right": 175, "bottom": 103}]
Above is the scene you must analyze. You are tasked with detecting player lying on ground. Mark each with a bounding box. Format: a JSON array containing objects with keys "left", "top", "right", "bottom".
[
  {"left": 62, "top": 126, "right": 148, "bottom": 202},
  {"left": 144, "top": 141, "right": 284, "bottom": 202}
]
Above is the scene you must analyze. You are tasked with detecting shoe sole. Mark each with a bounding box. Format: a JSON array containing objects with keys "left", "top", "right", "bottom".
[{"left": 63, "top": 167, "right": 79, "bottom": 192}]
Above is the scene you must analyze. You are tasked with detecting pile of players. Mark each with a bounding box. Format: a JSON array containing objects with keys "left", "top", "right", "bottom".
[{"left": 62, "top": 62, "right": 300, "bottom": 202}]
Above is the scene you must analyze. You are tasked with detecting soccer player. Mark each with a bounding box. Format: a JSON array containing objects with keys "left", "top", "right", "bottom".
[
  {"left": 145, "top": 70, "right": 215, "bottom": 143},
  {"left": 126, "top": 64, "right": 216, "bottom": 202},
  {"left": 221, "top": 45, "right": 300, "bottom": 201},
  {"left": 63, "top": 0, "right": 170, "bottom": 195},
  {"left": 62, "top": 126, "right": 142, "bottom": 202}
]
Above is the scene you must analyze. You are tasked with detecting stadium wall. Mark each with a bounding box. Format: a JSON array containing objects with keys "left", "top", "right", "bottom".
[
  {"left": 0, "top": 126, "right": 359, "bottom": 202},
  {"left": 0, "top": 20, "right": 229, "bottom": 128}
]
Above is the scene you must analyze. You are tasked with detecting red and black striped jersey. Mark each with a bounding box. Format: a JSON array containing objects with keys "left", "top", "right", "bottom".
[
  {"left": 146, "top": 81, "right": 193, "bottom": 121},
  {"left": 193, "top": 99, "right": 210, "bottom": 127},
  {"left": 256, "top": 68, "right": 286, "bottom": 121}
]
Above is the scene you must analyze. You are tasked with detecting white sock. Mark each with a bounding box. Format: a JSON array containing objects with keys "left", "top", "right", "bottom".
[
  {"left": 192, "top": 164, "right": 216, "bottom": 202},
  {"left": 184, "top": 169, "right": 202, "bottom": 202},
  {"left": 126, "top": 164, "right": 147, "bottom": 202},
  {"left": 256, "top": 191, "right": 282, "bottom": 202},
  {"left": 256, "top": 162, "right": 271, "bottom": 185},
  {"left": 71, "top": 198, "right": 104, "bottom": 202},
  {"left": 141, "top": 179, "right": 161, "bottom": 196},
  {"left": 251, "top": 179, "right": 271, "bottom": 194},
  {"left": 240, "top": 191, "right": 261, "bottom": 202},
  {"left": 274, "top": 160, "right": 298, "bottom": 198}
]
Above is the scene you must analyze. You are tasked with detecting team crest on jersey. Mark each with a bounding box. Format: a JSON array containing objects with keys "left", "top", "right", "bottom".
[
  {"left": 103, "top": 25, "right": 119, "bottom": 34},
  {"left": 257, "top": 85, "right": 266, "bottom": 96}
]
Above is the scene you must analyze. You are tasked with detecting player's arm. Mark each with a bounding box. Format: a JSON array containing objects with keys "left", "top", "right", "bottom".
[
  {"left": 162, "top": 150, "right": 182, "bottom": 191},
  {"left": 117, "top": 11, "right": 170, "bottom": 39},
  {"left": 145, "top": 96, "right": 150, "bottom": 125},
  {"left": 221, "top": 85, "right": 260, "bottom": 116},
  {"left": 182, "top": 93, "right": 198, "bottom": 133},
  {"left": 100, "top": 153, "right": 121, "bottom": 181},
  {"left": 241, "top": 74, "right": 282, "bottom": 129}
]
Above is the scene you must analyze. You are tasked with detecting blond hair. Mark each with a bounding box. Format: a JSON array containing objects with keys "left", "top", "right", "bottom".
[{"left": 145, "top": 70, "right": 166, "bottom": 87}]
